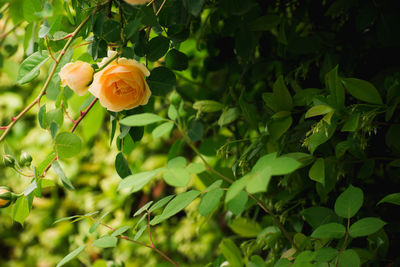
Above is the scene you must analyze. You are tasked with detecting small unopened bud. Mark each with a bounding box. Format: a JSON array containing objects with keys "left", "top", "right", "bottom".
[
  {"left": 0, "top": 186, "right": 17, "bottom": 208},
  {"left": 2, "top": 154, "right": 16, "bottom": 167},
  {"left": 20, "top": 151, "right": 32, "bottom": 166}
]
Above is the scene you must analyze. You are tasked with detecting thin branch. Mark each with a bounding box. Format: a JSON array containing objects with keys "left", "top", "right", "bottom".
[
  {"left": 45, "top": 36, "right": 58, "bottom": 63},
  {"left": 147, "top": 210, "right": 155, "bottom": 248},
  {"left": 0, "top": 13, "right": 92, "bottom": 143},
  {"left": 155, "top": 0, "right": 167, "bottom": 16},
  {"left": 335, "top": 217, "right": 351, "bottom": 267},
  {"left": 100, "top": 222, "right": 179, "bottom": 267}
]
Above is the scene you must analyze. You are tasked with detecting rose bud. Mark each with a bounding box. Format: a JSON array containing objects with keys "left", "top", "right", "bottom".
[
  {"left": 88, "top": 51, "right": 151, "bottom": 112},
  {"left": 0, "top": 186, "right": 17, "bottom": 209},
  {"left": 59, "top": 61, "right": 94, "bottom": 96},
  {"left": 124, "top": 0, "right": 151, "bottom": 5},
  {"left": 2, "top": 154, "right": 16, "bottom": 167},
  {"left": 20, "top": 151, "right": 32, "bottom": 166}
]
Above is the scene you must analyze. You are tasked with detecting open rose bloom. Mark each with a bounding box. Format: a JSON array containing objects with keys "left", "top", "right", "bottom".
[{"left": 88, "top": 51, "right": 151, "bottom": 112}]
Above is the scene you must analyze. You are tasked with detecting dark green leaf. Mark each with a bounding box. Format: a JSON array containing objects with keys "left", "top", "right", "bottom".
[
  {"left": 147, "top": 67, "right": 176, "bottom": 96},
  {"left": 115, "top": 152, "right": 132, "bottom": 178},
  {"left": 341, "top": 78, "right": 382, "bottom": 104},
  {"left": 146, "top": 36, "right": 170, "bottom": 62},
  {"left": 311, "top": 223, "right": 346, "bottom": 239},
  {"left": 349, "top": 217, "right": 386, "bottom": 237},
  {"left": 334, "top": 185, "right": 364, "bottom": 218},
  {"left": 378, "top": 193, "right": 400, "bottom": 206},
  {"left": 165, "top": 49, "right": 188, "bottom": 70}
]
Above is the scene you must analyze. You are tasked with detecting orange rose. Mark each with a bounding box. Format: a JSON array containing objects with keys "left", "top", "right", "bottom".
[
  {"left": 59, "top": 61, "right": 94, "bottom": 96},
  {"left": 124, "top": 0, "right": 151, "bottom": 5},
  {"left": 88, "top": 51, "right": 151, "bottom": 112}
]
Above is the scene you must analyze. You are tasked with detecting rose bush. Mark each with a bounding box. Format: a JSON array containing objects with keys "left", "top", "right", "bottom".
[
  {"left": 88, "top": 51, "right": 151, "bottom": 112},
  {"left": 59, "top": 61, "right": 94, "bottom": 96}
]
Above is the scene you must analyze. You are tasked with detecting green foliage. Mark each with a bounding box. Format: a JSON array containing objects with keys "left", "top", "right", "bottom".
[{"left": 1, "top": 0, "right": 400, "bottom": 266}]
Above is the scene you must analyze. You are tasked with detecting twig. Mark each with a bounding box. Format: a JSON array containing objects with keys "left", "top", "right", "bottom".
[
  {"left": 155, "top": 0, "right": 167, "bottom": 16},
  {"left": 0, "top": 13, "right": 92, "bottom": 143},
  {"left": 100, "top": 222, "right": 179, "bottom": 267},
  {"left": 335, "top": 217, "right": 351, "bottom": 267},
  {"left": 147, "top": 211, "right": 155, "bottom": 248},
  {"left": 45, "top": 36, "right": 58, "bottom": 63}
]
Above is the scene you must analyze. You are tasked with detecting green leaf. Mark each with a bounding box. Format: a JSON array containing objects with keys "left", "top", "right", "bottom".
[
  {"left": 120, "top": 113, "right": 166, "bottom": 126},
  {"left": 349, "top": 217, "right": 386, "bottom": 237},
  {"left": 152, "top": 121, "right": 174, "bottom": 139},
  {"left": 150, "top": 190, "right": 200, "bottom": 225},
  {"left": 220, "top": 239, "right": 243, "bottom": 267},
  {"left": 336, "top": 249, "right": 360, "bottom": 267},
  {"left": 249, "top": 15, "right": 281, "bottom": 31},
  {"left": 314, "top": 247, "right": 338, "bottom": 262},
  {"left": 228, "top": 217, "right": 262, "bottom": 238},
  {"left": 198, "top": 188, "right": 224, "bottom": 217},
  {"left": 302, "top": 206, "right": 338, "bottom": 229},
  {"left": 311, "top": 223, "right": 346, "bottom": 239},
  {"left": 55, "top": 132, "right": 82, "bottom": 159},
  {"left": 134, "top": 225, "right": 147, "bottom": 241},
  {"left": 334, "top": 185, "right": 364, "bottom": 218},
  {"left": 23, "top": 0, "right": 42, "bottom": 22},
  {"left": 38, "top": 105, "right": 47, "bottom": 129},
  {"left": 12, "top": 196, "right": 30, "bottom": 226},
  {"left": 165, "top": 49, "right": 188, "bottom": 70},
  {"left": 309, "top": 158, "right": 325, "bottom": 185},
  {"left": 133, "top": 202, "right": 153, "bottom": 217},
  {"left": 56, "top": 245, "right": 86, "bottom": 267},
  {"left": 168, "top": 105, "right": 178, "bottom": 120},
  {"left": 89, "top": 211, "right": 110, "bottom": 234},
  {"left": 218, "top": 107, "right": 240, "bottom": 127},
  {"left": 163, "top": 168, "right": 190, "bottom": 187},
  {"left": 36, "top": 152, "right": 57, "bottom": 175},
  {"left": 52, "top": 160, "right": 75, "bottom": 190},
  {"left": 186, "top": 162, "right": 205, "bottom": 174},
  {"left": 341, "top": 113, "right": 360, "bottom": 132},
  {"left": 146, "top": 36, "right": 170, "bottom": 62},
  {"left": 270, "top": 156, "right": 302, "bottom": 175},
  {"left": 193, "top": 100, "right": 224, "bottom": 113},
  {"left": 274, "top": 258, "right": 291, "bottom": 267},
  {"left": 147, "top": 67, "right": 176, "bottom": 96},
  {"left": 118, "top": 169, "right": 161, "bottom": 192},
  {"left": 273, "top": 76, "right": 293, "bottom": 111},
  {"left": 17, "top": 51, "right": 50, "bottom": 84},
  {"left": 377, "top": 192, "right": 400, "bottom": 206},
  {"left": 102, "top": 20, "right": 121, "bottom": 42},
  {"left": 115, "top": 152, "right": 132, "bottom": 179},
  {"left": 341, "top": 78, "right": 382, "bottom": 104},
  {"left": 325, "top": 66, "right": 345, "bottom": 109},
  {"left": 225, "top": 175, "right": 248, "bottom": 203},
  {"left": 93, "top": 236, "right": 118, "bottom": 248},
  {"left": 148, "top": 195, "right": 174, "bottom": 213},
  {"left": 167, "top": 157, "right": 186, "bottom": 168},
  {"left": 45, "top": 109, "right": 64, "bottom": 129},
  {"left": 186, "top": 0, "right": 204, "bottom": 16},
  {"left": 305, "top": 105, "right": 333, "bottom": 118},
  {"left": 227, "top": 190, "right": 248, "bottom": 215}
]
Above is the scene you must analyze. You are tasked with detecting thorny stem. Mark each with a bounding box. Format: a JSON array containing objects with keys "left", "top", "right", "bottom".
[
  {"left": 175, "top": 122, "right": 300, "bottom": 252},
  {"left": 101, "top": 222, "right": 179, "bottom": 267},
  {"left": 0, "top": 13, "right": 92, "bottom": 143}
]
